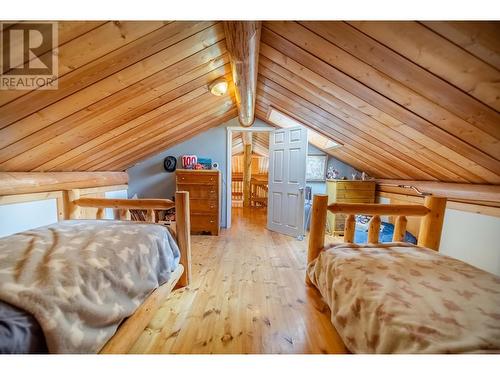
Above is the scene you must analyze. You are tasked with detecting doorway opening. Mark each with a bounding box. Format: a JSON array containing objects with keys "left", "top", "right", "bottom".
[{"left": 228, "top": 129, "right": 270, "bottom": 225}]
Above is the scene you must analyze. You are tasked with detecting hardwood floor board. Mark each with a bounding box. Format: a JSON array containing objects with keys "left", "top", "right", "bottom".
[{"left": 129, "top": 207, "right": 347, "bottom": 354}]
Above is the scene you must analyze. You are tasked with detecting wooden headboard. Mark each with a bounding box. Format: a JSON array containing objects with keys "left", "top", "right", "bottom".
[{"left": 306, "top": 194, "right": 447, "bottom": 284}]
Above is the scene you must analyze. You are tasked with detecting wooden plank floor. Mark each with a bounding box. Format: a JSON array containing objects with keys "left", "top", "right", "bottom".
[{"left": 130, "top": 207, "right": 347, "bottom": 354}]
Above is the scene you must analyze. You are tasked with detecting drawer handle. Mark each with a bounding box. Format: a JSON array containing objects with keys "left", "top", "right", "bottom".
[
  {"left": 210, "top": 190, "right": 215, "bottom": 193},
  {"left": 210, "top": 220, "right": 214, "bottom": 223}
]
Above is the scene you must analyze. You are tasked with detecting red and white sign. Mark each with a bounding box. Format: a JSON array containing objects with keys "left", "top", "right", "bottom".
[{"left": 181, "top": 155, "right": 197, "bottom": 169}]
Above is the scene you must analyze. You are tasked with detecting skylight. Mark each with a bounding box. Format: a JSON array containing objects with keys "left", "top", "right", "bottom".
[{"left": 267, "top": 108, "right": 341, "bottom": 151}]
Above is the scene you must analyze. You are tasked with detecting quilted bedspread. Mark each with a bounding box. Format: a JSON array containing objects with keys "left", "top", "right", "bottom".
[
  {"left": 307, "top": 242, "right": 500, "bottom": 353},
  {"left": 0, "top": 220, "right": 180, "bottom": 353}
]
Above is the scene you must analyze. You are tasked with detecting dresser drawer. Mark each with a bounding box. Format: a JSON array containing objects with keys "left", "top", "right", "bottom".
[
  {"left": 176, "top": 173, "right": 218, "bottom": 185},
  {"left": 191, "top": 214, "right": 218, "bottom": 232},
  {"left": 334, "top": 190, "right": 375, "bottom": 200},
  {"left": 335, "top": 197, "right": 376, "bottom": 203},
  {"left": 177, "top": 183, "right": 218, "bottom": 199},
  {"left": 331, "top": 181, "right": 376, "bottom": 191},
  {"left": 190, "top": 199, "right": 218, "bottom": 213}
]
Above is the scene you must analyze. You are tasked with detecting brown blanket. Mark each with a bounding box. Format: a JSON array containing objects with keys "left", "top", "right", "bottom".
[
  {"left": 307, "top": 242, "right": 500, "bottom": 353},
  {"left": 0, "top": 220, "right": 180, "bottom": 353}
]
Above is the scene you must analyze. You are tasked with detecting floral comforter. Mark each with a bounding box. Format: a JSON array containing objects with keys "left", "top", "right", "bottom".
[{"left": 307, "top": 242, "right": 500, "bottom": 353}]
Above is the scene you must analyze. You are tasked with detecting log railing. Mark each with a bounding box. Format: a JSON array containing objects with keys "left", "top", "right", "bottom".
[{"left": 73, "top": 197, "right": 175, "bottom": 223}]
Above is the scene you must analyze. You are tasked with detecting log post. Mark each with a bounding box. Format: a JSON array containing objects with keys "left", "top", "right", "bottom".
[
  {"left": 67, "top": 189, "right": 81, "bottom": 219},
  {"left": 243, "top": 143, "right": 252, "bottom": 207},
  {"left": 96, "top": 208, "right": 106, "bottom": 219},
  {"left": 393, "top": 215, "right": 408, "bottom": 242},
  {"left": 368, "top": 215, "right": 381, "bottom": 244},
  {"left": 119, "top": 209, "right": 131, "bottom": 220},
  {"left": 175, "top": 191, "right": 191, "bottom": 287},
  {"left": 146, "top": 209, "right": 156, "bottom": 223},
  {"left": 417, "top": 196, "right": 447, "bottom": 251},
  {"left": 344, "top": 214, "right": 356, "bottom": 243},
  {"left": 306, "top": 194, "right": 328, "bottom": 285}
]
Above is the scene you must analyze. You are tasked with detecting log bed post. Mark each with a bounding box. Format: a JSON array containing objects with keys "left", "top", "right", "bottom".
[
  {"left": 417, "top": 196, "right": 447, "bottom": 251},
  {"left": 393, "top": 216, "right": 408, "bottom": 242},
  {"left": 344, "top": 214, "right": 356, "bottom": 243},
  {"left": 67, "top": 189, "right": 81, "bottom": 219},
  {"left": 306, "top": 194, "right": 328, "bottom": 285},
  {"left": 96, "top": 208, "right": 106, "bottom": 219},
  {"left": 367, "top": 215, "right": 381, "bottom": 244},
  {"left": 175, "top": 191, "right": 191, "bottom": 287}
]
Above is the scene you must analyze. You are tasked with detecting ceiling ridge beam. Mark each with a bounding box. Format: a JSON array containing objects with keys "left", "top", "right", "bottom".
[{"left": 223, "top": 21, "right": 261, "bottom": 126}]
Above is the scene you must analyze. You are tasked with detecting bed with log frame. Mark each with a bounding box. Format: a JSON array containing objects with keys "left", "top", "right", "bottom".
[
  {"left": 78, "top": 193, "right": 192, "bottom": 354},
  {"left": 0, "top": 173, "right": 191, "bottom": 354},
  {"left": 306, "top": 194, "right": 500, "bottom": 353}
]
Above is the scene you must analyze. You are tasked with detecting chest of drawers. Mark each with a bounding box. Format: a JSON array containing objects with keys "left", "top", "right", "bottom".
[
  {"left": 326, "top": 180, "right": 376, "bottom": 236},
  {"left": 176, "top": 169, "right": 220, "bottom": 235}
]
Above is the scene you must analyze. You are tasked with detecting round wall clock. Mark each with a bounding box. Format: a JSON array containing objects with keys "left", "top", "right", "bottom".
[{"left": 163, "top": 156, "right": 177, "bottom": 172}]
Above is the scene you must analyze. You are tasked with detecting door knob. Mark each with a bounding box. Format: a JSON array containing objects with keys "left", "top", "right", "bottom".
[{"left": 298, "top": 186, "right": 304, "bottom": 193}]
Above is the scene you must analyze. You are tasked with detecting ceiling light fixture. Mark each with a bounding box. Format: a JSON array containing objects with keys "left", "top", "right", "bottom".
[{"left": 209, "top": 77, "right": 228, "bottom": 96}]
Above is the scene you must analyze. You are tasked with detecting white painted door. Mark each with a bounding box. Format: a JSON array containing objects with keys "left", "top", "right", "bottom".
[{"left": 267, "top": 126, "right": 308, "bottom": 238}]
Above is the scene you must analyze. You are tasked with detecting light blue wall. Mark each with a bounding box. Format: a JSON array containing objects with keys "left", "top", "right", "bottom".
[
  {"left": 126, "top": 117, "right": 361, "bottom": 227},
  {"left": 306, "top": 144, "right": 360, "bottom": 197},
  {"left": 127, "top": 117, "right": 273, "bottom": 228},
  {"left": 307, "top": 144, "right": 328, "bottom": 196},
  {"left": 327, "top": 153, "right": 360, "bottom": 180}
]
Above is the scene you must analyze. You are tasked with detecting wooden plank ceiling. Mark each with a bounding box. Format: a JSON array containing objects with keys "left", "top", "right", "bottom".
[
  {"left": 0, "top": 21, "right": 237, "bottom": 172},
  {"left": 0, "top": 21, "right": 499, "bottom": 185},
  {"left": 232, "top": 132, "right": 270, "bottom": 156}
]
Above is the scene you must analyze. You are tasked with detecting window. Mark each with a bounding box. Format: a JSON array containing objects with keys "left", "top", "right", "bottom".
[{"left": 267, "top": 108, "right": 341, "bottom": 151}]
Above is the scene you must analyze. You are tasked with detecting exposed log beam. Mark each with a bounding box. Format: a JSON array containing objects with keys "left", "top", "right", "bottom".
[
  {"left": 223, "top": 21, "right": 261, "bottom": 126},
  {"left": 376, "top": 179, "right": 500, "bottom": 203},
  {"left": 0, "top": 172, "right": 128, "bottom": 195}
]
